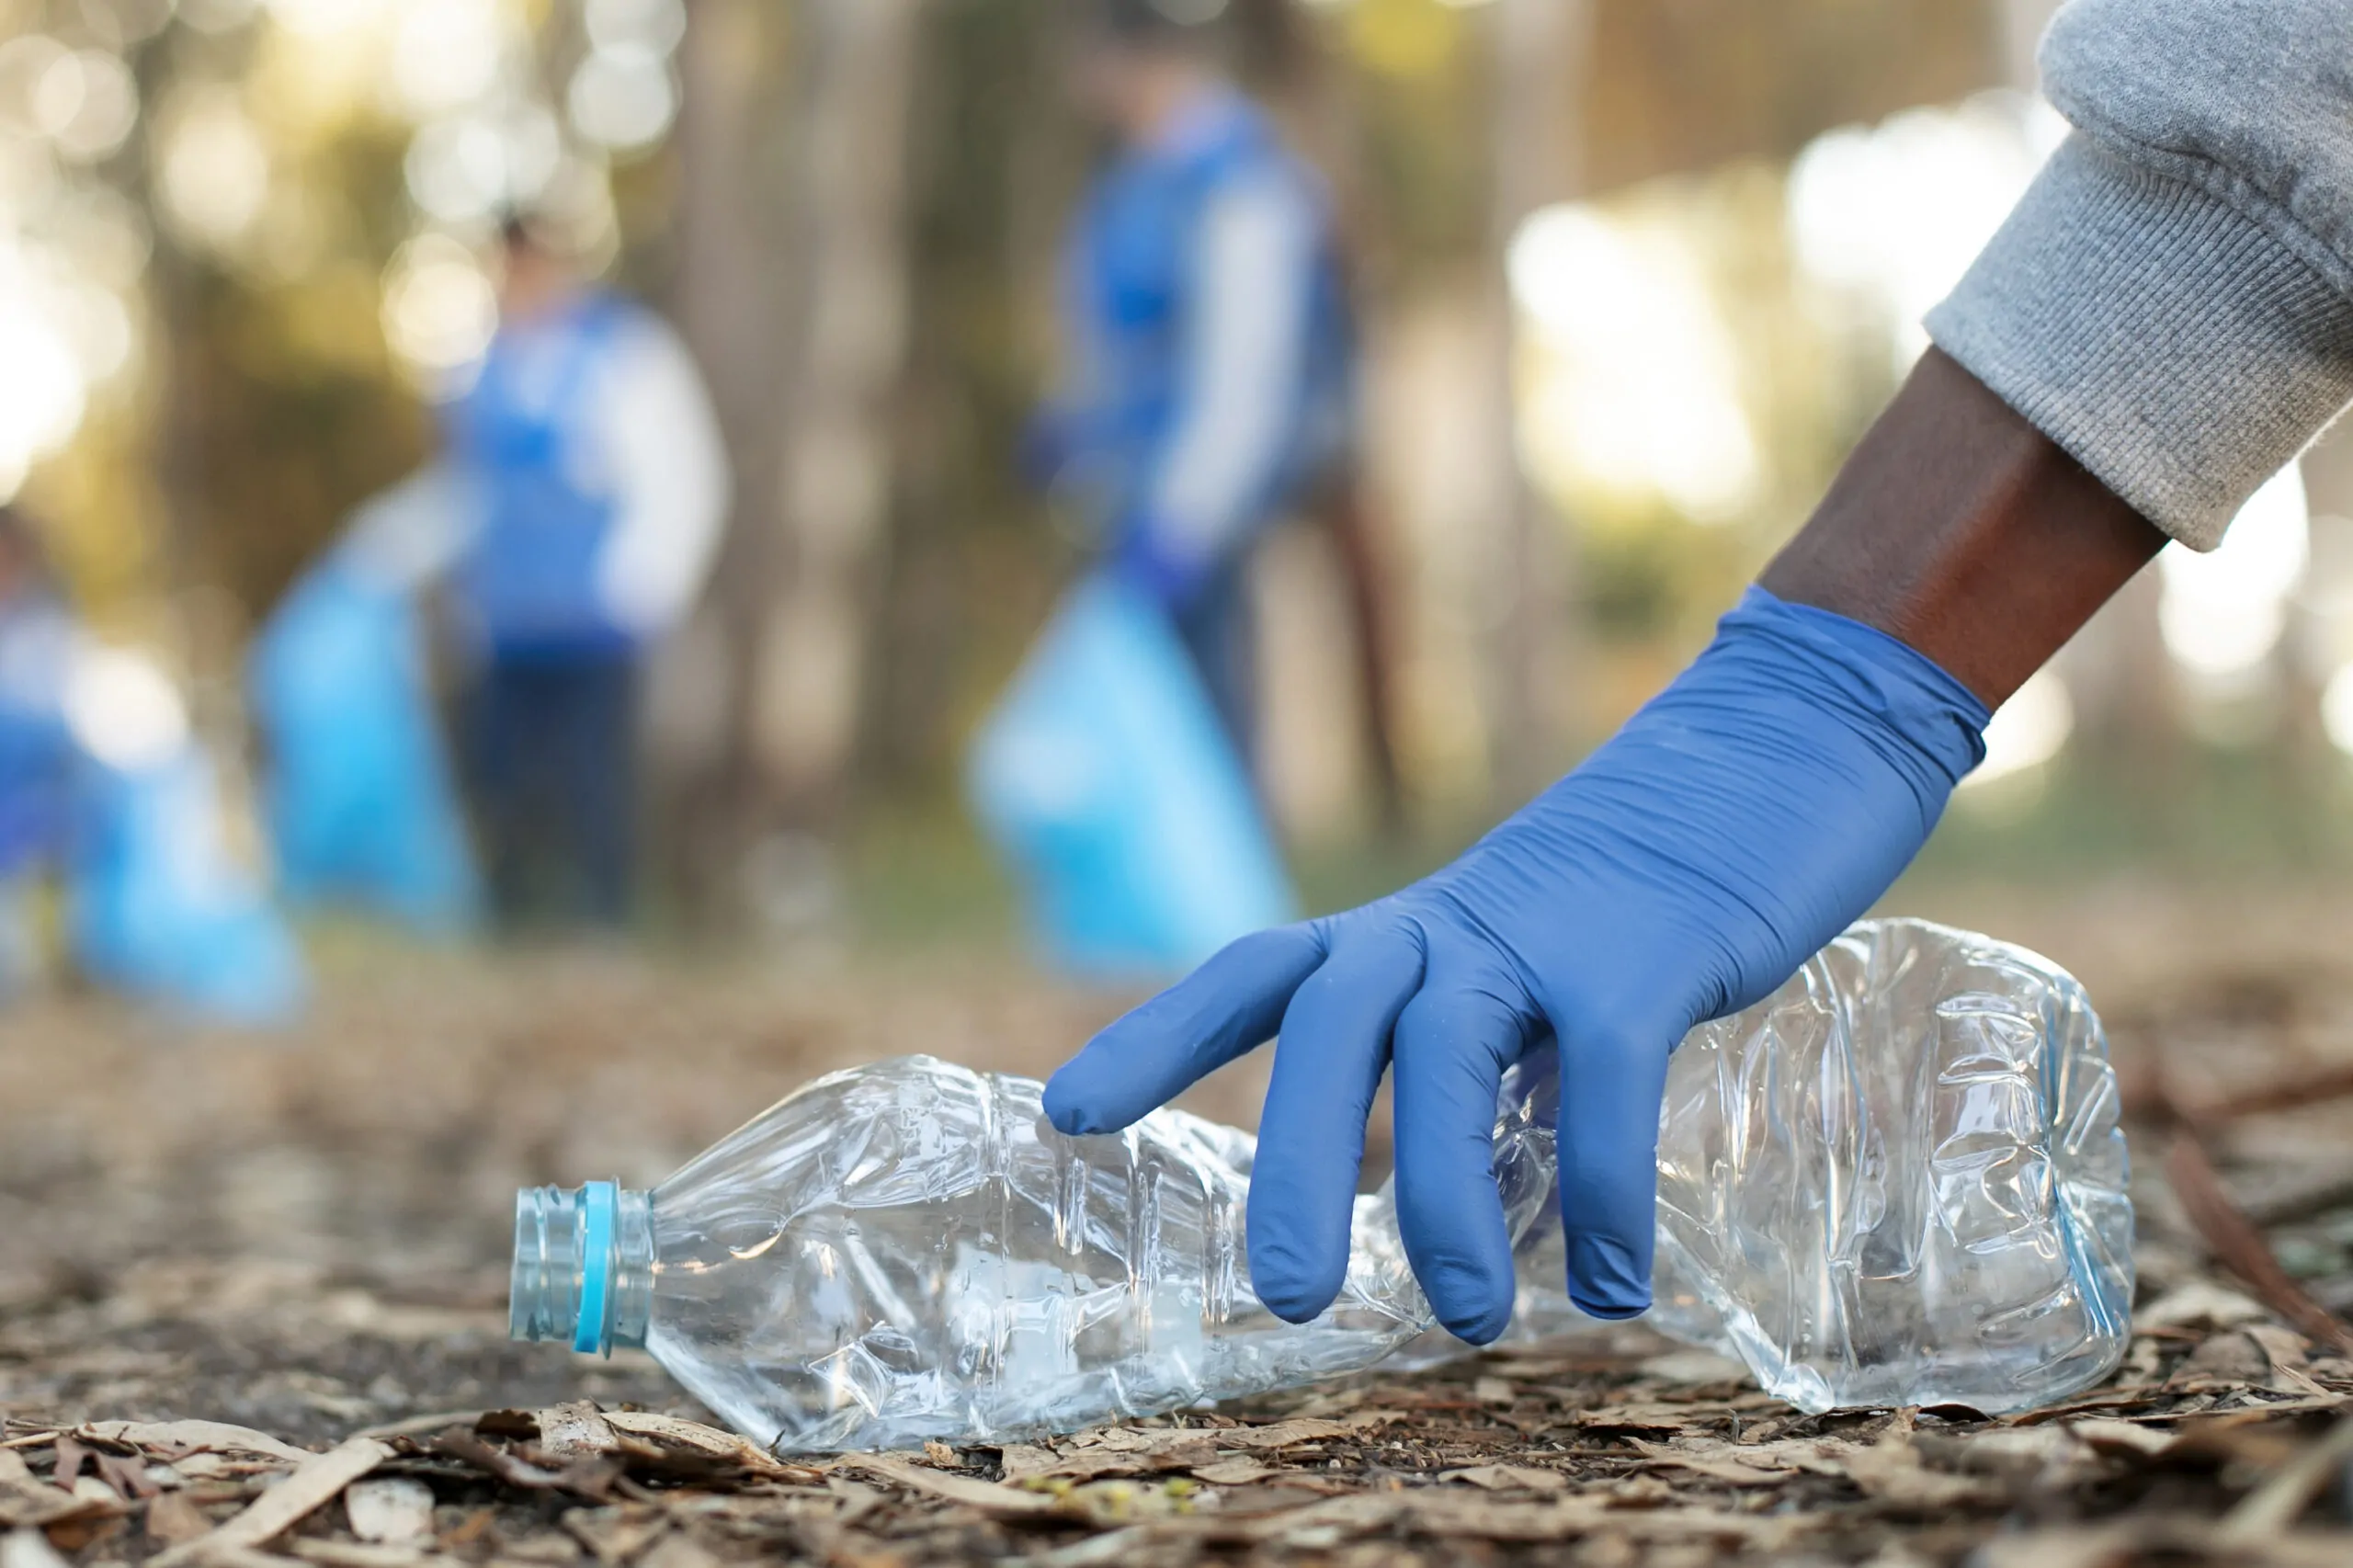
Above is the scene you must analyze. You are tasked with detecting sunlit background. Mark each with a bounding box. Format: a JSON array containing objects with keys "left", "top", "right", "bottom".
[{"left": 5, "top": 0, "right": 2352, "bottom": 954}]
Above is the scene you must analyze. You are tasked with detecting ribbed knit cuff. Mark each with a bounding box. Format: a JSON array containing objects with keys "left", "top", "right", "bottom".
[{"left": 1925, "top": 133, "right": 2353, "bottom": 551}]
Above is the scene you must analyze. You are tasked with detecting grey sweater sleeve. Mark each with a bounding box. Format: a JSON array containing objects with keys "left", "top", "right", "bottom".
[{"left": 1924, "top": 0, "right": 2353, "bottom": 550}]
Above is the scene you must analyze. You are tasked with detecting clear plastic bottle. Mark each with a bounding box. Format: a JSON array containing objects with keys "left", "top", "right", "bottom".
[
  {"left": 512, "top": 919, "right": 2132, "bottom": 1449},
  {"left": 511, "top": 1052, "right": 1559, "bottom": 1451}
]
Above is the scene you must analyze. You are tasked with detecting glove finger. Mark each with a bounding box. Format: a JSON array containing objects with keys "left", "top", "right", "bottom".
[
  {"left": 1392, "top": 973, "right": 1531, "bottom": 1344},
  {"left": 1043, "top": 924, "right": 1326, "bottom": 1137},
  {"left": 1553, "top": 1021, "right": 1675, "bottom": 1319},
  {"left": 1246, "top": 924, "right": 1426, "bottom": 1323}
]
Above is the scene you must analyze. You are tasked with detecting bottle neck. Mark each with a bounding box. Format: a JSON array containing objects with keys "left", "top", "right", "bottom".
[{"left": 510, "top": 1182, "right": 654, "bottom": 1355}]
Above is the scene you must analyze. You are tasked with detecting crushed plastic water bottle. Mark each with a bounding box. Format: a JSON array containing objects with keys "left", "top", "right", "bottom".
[{"left": 512, "top": 919, "right": 2132, "bottom": 1450}]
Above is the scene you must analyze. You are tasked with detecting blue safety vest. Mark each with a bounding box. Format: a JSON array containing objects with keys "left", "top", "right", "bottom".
[
  {"left": 1056, "top": 96, "right": 1354, "bottom": 552},
  {"left": 446, "top": 293, "right": 634, "bottom": 657}
]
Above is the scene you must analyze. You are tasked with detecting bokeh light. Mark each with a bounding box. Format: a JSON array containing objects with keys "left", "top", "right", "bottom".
[
  {"left": 65, "top": 644, "right": 191, "bottom": 772},
  {"left": 1509, "top": 204, "right": 1759, "bottom": 522},
  {"left": 2321, "top": 663, "right": 2353, "bottom": 758},
  {"left": 584, "top": 0, "right": 687, "bottom": 56},
  {"left": 2158, "top": 465, "right": 2311, "bottom": 681},
  {"left": 381, "top": 232, "right": 499, "bottom": 381},
  {"left": 566, "top": 43, "right": 676, "bottom": 153},
  {"left": 0, "top": 279, "right": 88, "bottom": 503},
  {"left": 265, "top": 0, "right": 395, "bottom": 40},
  {"left": 405, "top": 115, "right": 515, "bottom": 224},
  {"left": 156, "top": 86, "right": 271, "bottom": 251},
  {"left": 1964, "top": 668, "right": 2075, "bottom": 790},
  {"left": 391, "top": 0, "right": 513, "bottom": 120},
  {"left": 1786, "top": 93, "right": 2061, "bottom": 370},
  {"left": 40, "top": 50, "right": 141, "bottom": 164}
]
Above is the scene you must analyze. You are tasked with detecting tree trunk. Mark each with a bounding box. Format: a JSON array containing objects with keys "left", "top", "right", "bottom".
[
  {"left": 1483, "top": 0, "right": 1590, "bottom": 804},
  {"left": 745, "top": 0, "right": 920, "bottom": 827},
  {"left": 669, "top": 0, "right": 921, "bottom": 924}
]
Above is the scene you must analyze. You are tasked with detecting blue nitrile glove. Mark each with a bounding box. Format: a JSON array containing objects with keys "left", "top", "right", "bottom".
[
  {"left": 1042, "top": 586, "right": 1989, "bottom": 1339},
  {"left": 1017, "top": 408, "right": 1076, "bottom": 492},
  {"left": 1108, "top": 515, "right": 1216, "bottom": 613}
]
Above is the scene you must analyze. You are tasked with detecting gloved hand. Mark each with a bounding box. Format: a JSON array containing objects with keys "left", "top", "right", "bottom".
[
  {"left": 1016, "top": 409, "right": 1075, "bottom": 493},
  {"left": 1108, "top": 516, "right": 1215, "bottom": 613},
  {"left": 1043, "top": 587, "right": 1989, "bottom": 1339}
]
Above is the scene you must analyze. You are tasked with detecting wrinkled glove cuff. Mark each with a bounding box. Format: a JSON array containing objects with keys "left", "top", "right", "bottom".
[
  {"left": 1111, "top": 522, "right": 1215, "bottom": 612},
  {"left": 1715, "top": 587, "right": 1991, "bottom": 806}
]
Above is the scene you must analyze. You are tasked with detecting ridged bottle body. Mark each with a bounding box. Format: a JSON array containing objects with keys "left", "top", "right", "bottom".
[
  {"left": 636, "top": 1056, "right": 1555, "bottom": 1451},
  {"left": 1456, "top": 920, "right": 2134, "bottom": 1415}
]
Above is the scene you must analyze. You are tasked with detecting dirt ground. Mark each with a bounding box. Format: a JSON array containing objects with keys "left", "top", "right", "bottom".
[{"left": 8, "top": 883, "right": 2353, "bottom": 1566}]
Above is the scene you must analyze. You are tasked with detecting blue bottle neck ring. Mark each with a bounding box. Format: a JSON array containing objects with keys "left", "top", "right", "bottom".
[{"left": 510, "top": 1181, "right": 655, "bottom": 1355}]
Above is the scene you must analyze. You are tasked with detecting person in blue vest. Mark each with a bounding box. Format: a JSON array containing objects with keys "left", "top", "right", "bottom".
[
  {"left": 1028, "top": 0, "right": 1355, "bottom": 756},
  {"left": 446, "top": 216, "right": 730, "bottom": 930},
  {"left": 0, "top": 506, "right": 76, "bottom": 994}
]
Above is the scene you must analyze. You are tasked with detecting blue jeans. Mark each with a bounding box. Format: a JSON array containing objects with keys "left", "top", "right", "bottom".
[
  {"left": 1170, "top": 561, "right": 1256, "bottom": 767},
  {"left": 461, "top": 651, "right": 640, "bottom": 929}
]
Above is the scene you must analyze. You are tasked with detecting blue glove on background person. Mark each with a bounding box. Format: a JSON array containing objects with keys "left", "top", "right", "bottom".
[
  {"left": 1108, "top": 515, "right": 1215, "bottom": 613},
  {"left": 1043, "top": 586, "right": 1990, "bottom": 1340}
]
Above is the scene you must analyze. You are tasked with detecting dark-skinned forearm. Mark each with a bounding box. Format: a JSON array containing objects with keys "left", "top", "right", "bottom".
[{"left": 1759, "top": 348, "right": 2169, "bottom": 710}]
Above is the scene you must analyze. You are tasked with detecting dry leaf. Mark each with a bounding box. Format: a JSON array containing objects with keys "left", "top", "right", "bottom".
[
  {"left": 287, "top": 1542, "right": 437, "bottom": 1568},
  {"left": 1838, "top": 1433, "right": 2004, "bottom": 1511},
  {"left": 74, "top": 1423, "right": 312, "bottom": 1466},
  {"left": 2172, "top": 1330, "right": 2276, "bottom": 1389},
  {"left": 2217, "top": 1413, "right": 2353, "bottom": 1540},
  {"left": 995, "top": 1445, "right": 1058, "bottom": 1483},
  {"left": 2067, "top": 1416, "right": 2178, "bottom": 1460},
  {"left": 2137, "top": 1281, "right": 2275, "bottom": 1334},
  {"left": 844, "top": 1455, "right": 1062, "bottom": 1516},
  {"left": 1626, "top": 1439, "right": 1789, "bottom": 1488},
  {"left": 598, "top": 1412, "right": 803, "bottom": 1476},
  {"left": 534, "top": 1403, "right": 620, "bottom": 1462},
  {"left": 563, "top": 1505, "right": 669, "bottom": 1565},
  {"left": 149, "top": 1436, "right": 390, "bottom": 1568},
  {"left": 1188, "top": 1460, "right": 1268, "bottom": 1486},
  {"left": 1440, "top": 1464, "right": 1569, "bottom": 1493},
  {"left": 1210, "top": 1417, "right": 1369, "bottom": 1451},
  {"left": 0, "top": 1450, "right": 113, "bottom": 1531},
  {"left": 344, "top": 1479, "right": 434, "bottom": 1545},
  {"left": 1076, "top": 1427, "right": 1154, "bottom": 1454},
  {"left": 638, "top": 1530, "right": 722, "bottom": 1568},
  {"left": 143, "top": 1492, "right": 214, "bottom": 1548}
]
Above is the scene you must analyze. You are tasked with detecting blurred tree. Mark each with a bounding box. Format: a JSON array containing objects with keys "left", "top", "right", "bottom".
[
  {"left": 667, "top": 0, "right": 922, "bottom": 923},
  {"left": 1484, "top": 0, "right": 1588, "bottom": 801},
  {"left": 1583, "top": 0, "right": 2000, "bottom": 189}
]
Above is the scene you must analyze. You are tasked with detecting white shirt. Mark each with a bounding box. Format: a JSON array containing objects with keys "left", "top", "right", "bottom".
[{"left": 347, "top": 304, "right": 732, "bottom": 641}]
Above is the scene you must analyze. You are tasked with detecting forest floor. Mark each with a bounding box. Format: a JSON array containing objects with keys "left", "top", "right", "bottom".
[{"left": 8, "top": 881, "right": 2353, "bottom": 1566}]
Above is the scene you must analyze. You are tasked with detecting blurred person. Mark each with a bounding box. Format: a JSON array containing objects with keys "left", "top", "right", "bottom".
[
  {"left": 0, "top": 506, "right": 75, "bottom": 995},
  {"left": 1042, "top": 0, "right": 2353, "bottom": 1346},
  {"left": 1026, "top": 0, "right": 1355, "bottom": 756},
  {"left": 443, "top": 215, "right": 730, "bottom": 930}
]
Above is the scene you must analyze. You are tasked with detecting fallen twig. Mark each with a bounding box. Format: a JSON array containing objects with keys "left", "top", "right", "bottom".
[
  {"left": 2217, "top": 1414, "right": 2353, "bottom": 1540},
  {"left": 2164, "top": 1134, "right": 2353, "bottom": 1355}
]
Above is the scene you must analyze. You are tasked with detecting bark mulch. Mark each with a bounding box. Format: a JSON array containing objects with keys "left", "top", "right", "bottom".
[{"left": 6, "top": 927, "right": 2353, "bottom": 1565}]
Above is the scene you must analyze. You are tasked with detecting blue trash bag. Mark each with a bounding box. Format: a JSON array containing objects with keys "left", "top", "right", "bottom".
[
  {"left": 249, "top": 560, "right": 481, "bottom": 933},
  {"left": 69, "top": 746, "right": 307, "bottom": 1026},
  {"left": 967, "top": 574, "right": 1294, "bottom": 979}
]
